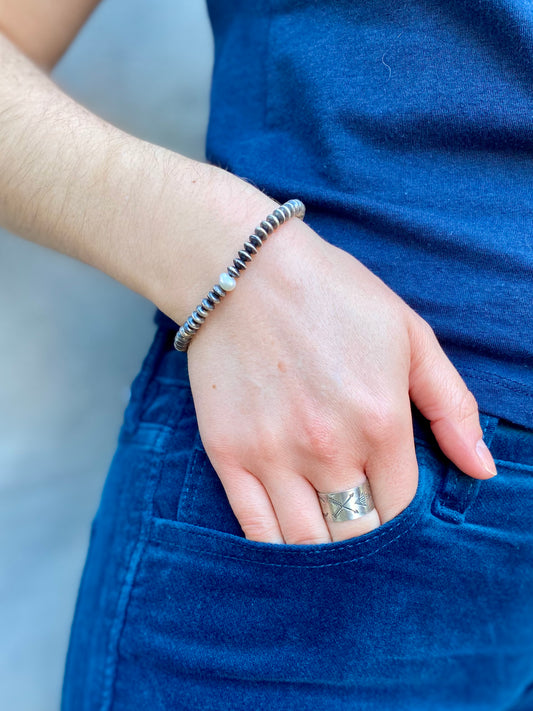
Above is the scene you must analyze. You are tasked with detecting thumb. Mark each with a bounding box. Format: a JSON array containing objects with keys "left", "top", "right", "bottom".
[{"left": 406, "top": 314, "right": 497, "bottom": 480}]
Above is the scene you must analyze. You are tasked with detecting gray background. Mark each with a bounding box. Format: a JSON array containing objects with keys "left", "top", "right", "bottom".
[{"left": 0, "top": 2, "right": 213, "bottom": 708}]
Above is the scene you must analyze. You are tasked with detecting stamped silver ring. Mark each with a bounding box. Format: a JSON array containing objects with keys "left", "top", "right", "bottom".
[{"left": 318, "top": 481, "right": 375, "bottom": 522}]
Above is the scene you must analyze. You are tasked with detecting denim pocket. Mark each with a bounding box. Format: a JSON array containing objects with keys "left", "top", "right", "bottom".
[
  {"left": 109, "top": 412, "right": 533, "bottom": 711},
  {"left": 148, "top": 432, "right": 447, "bottom": 568}
]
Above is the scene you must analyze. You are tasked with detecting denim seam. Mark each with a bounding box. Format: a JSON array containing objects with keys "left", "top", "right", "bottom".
[
  {"left": 457, "top": 365, "right": 533, "bottom": 398},
  {"left": 432, "top": 413, "right": 499, "bottom": 522},
  {"left": 493, "top": 459, "right": 533, "bottom": 471},
  {"left": 99, "top": 437, "right": 164, "bottom": 711},
  {"left": 176, "top": 437, "right": 203, "bottom": 522},
  {"left": 433, "top": 466, "right": 481, "bottom": 522},
  {"left": 156, "top": 492, "right": 414, "bottom": 556},
  {"left": 465, "top": 477, "right": 474, "bottom": 504},
  {"left": 122, "top": 327, "right": 170, "bottom": 437},
  {"left": 148, "top": 508, "right": 423, "bottom": 569},
  {"left": 100, "top": 538, "right": 149, "bottom": 711},
  {"left": 100, "top": 391, "right": 188, "bottom": 710}
]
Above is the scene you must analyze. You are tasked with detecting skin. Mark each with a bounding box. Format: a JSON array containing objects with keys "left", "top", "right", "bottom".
[{"left": 0, "top": 1, "right": 497, "bottom": 546}]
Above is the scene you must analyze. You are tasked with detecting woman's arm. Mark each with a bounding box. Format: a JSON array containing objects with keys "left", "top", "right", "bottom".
[
  {"left": 0, "top": 7, "right": 497, "bottom": 545},
  {"left": 0, "top": 0, "right": 102, "bottom": 69},
  {"left": 0, "top": 28, "right": 275, "bottom": 324}
]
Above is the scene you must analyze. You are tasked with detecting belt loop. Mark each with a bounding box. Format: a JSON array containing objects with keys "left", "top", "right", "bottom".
[
  {"left": 479, "top": 412, "right": 500, "bottom": 451},
  {"left": 431, "top": 413, "right": 500, "bottom": 524}
]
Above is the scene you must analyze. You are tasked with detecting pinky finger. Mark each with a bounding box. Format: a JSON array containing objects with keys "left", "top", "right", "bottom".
[{"left": 219, "top": 467, "right": 284, "bottom": 544}]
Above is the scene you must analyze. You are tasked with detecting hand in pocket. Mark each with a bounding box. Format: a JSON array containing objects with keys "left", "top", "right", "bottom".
[{"left": 184, "top": 217, "right": 497, "bottom": 545}]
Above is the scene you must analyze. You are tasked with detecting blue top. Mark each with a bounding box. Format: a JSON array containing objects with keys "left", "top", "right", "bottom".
[{"left": 157, "top": 0, "right": 533, "bottom": 429}]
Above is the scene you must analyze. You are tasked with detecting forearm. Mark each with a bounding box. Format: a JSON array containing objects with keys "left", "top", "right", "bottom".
[
  {"left": 0, "top": 0, "right": 102, "bottom": 69},
  {"left": 0, "top": 32, "right": 276, "bottom": 323}
]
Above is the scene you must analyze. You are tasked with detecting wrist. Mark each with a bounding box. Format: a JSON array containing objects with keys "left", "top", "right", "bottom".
[{"left": 138, "top": 151, "right": 279, "bottom": 324}]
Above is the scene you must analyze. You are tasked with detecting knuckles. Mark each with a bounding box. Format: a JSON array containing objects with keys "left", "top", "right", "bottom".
[
  {"left": 239, "top": 513, "right": 280, "bottom": 543},
  {"left": 296, "top": 408, "right": 343, "bottom": 463},
  {"left": 205, "top": 398, "right": 408, "bottom": 468},
  {"left": 360, "top": 402, "right": 406, "bottom": 446},
  {"left": 201, "top": 432, "right": 239, "bottom": 468},
  {"left": 409, "top": 310, "right": 437, "bottom": 343},
  {"left": 203, "top": 426, "right": 282, "bottom": 470},
  {"left": 444, "top": 388, "right": 480, "bottom": 426},
  {"left": 287, "top": 396, "right": 406, "bottom": 462}
]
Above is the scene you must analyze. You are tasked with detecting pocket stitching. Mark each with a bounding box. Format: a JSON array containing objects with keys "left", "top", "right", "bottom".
[
  {"left": 148, "top": 508, "right": 423, "bottom": 569},
  {"left": 149, "top": 444, "right": 438, "bottom": 567},
  {"left": 176, "top": 437, "right": 203, "bottom": 523}
]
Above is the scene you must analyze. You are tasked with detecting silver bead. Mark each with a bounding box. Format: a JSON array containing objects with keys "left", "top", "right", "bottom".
[
  {"left": 279, "top": 203, "right": 292, "bottom": 220},
  {"left": 227, "top": 265, "right": 240, "bottom": 279},
  {"left": 260, "top": 220, "right": 274, "bottom": 235},
  {"left": 233, "top": 258, "right": 247, "bottom": 271},
  {"left": 237, "top": 249, "right": 252, "bottom": 263},
  {"left": 212, "top": 284, "right": 226, "bottom": 298},
  {"left": 244, "top": 241, "right": 258, "bottom": 255},
  {"left": 255, "top": 226, "right": 268, "bottom": 240},
  {"left": 290, "top": 199, "right": 305, "bottom": 218},
  {"left": 249, "top": 234, "right": 262, "bottom": 248},
  {"left": 202, "top": 298, "right": 215, "bottom": 311},
  {"left": 191, "top": 310, "right": 204, "bottom": 325},
  {"left": 273, "top": 208, "right": 286, "bottom": 223},
  {"left": 266, "top": 213, "right": 280, "bottom": 229}
]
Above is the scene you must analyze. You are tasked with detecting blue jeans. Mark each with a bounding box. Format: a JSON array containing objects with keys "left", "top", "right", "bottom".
[{"left": 61, "top": 324, "right": 533, "bottom": 710}]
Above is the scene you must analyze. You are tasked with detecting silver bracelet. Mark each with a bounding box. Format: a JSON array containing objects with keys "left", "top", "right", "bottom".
[{"left": 173, "top": 198, "right": 306, "bottom": 352}]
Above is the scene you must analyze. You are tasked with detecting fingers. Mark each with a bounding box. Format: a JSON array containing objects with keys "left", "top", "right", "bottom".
[
  {"left": 364, "top": 425, "right": 419, "bottom": 525},
  {"left": 261, "top": 467, "right": 382, "bottom": 545},
  {"left": 407, "top": 314, "right": 497, "bottom": 479},
  {"left": 218, "top": 465, "right": 332, "bottom": 544},
  {"left": 219, "top": 467, "right": 284, "bottom": 544},
  {"left": 308, "top": 408, "right": 417, "bottom": 541},
  {"left": 226, "top": 465, "right": 381, "bottom": 545},
  {"left": 212, "top": 399, "right": 420, "bottom": 546},
  {"left": 217, "top": 429, "right": 415, "bottom": 545},
  {"left": 264, "top": 472, "right": 332, "bottom": 544}
]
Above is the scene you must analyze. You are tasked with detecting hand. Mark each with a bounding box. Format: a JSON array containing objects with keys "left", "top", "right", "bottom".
[{"left": 183, "top": 213, "right": 497, "bottom": 545}]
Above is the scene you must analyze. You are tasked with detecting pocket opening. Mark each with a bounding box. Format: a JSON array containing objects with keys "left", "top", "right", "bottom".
[{"left": 149, "top": 440, "right": 444, "bottom": 567}]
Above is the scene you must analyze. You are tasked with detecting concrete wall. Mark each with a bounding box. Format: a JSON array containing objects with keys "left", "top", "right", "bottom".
[{"left": 0, "top": 2, "right": 213, "bottom": 708}]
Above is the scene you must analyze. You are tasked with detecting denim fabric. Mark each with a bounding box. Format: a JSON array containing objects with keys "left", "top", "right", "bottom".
[{"left": 61, "top": 323, "right": 533, "bottom": 710}]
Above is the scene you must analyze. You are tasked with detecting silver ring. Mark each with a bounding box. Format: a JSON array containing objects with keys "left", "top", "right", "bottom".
[{"left": 317, "top": 481, "right": 375, "bottom": 522}]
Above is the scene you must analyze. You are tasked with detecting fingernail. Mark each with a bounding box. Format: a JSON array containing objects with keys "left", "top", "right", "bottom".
[{"left": 476, "top": 438, "right": 497, "bottom": 477}]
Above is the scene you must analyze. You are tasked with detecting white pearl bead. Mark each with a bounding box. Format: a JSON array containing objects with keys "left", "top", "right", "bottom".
[{"left": 219, "top": 272, "right": 236, "bottom": 292}]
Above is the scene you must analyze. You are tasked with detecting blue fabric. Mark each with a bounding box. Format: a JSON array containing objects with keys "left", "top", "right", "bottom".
[
  {"left": 161, "top": 0, "right": 533, "bottom": 429},
  {"left": 61, "top": 323, "right": 533, "bottom": 709}
]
